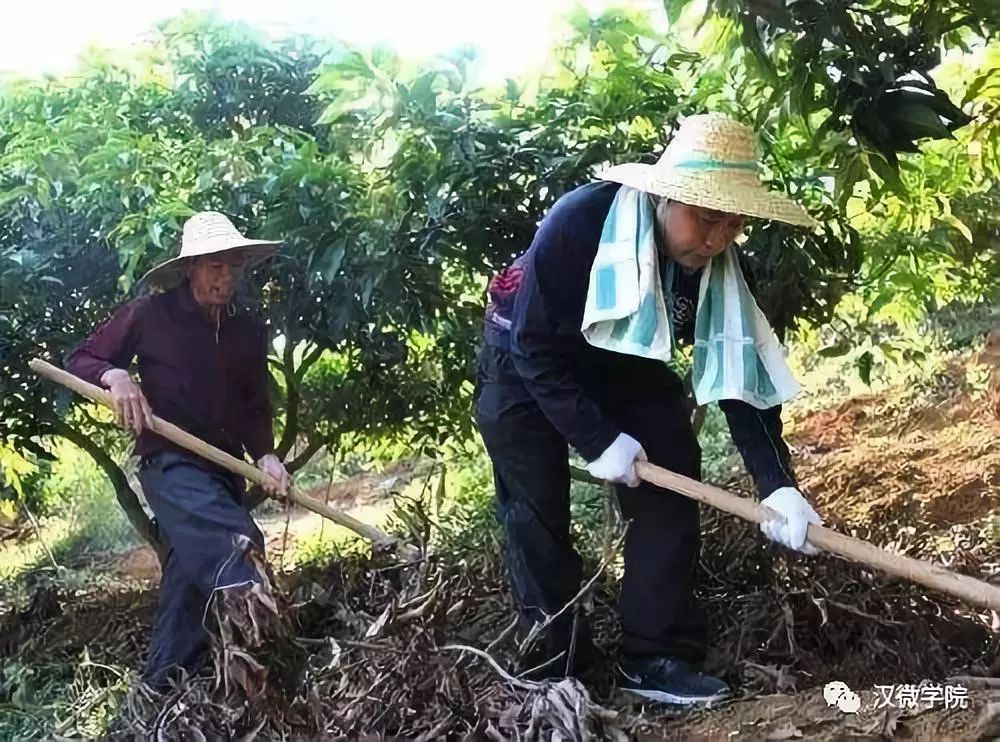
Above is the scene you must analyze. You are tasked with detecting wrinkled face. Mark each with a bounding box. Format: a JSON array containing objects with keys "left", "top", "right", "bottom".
[
  {"left": 188, "top": 252, "right": 249, "bottom": 306},
  {"left": 655, "top": 199, "right": 745, "bottom": 269}
]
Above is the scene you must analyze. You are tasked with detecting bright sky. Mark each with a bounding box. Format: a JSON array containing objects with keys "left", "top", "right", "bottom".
[{"left": 1, "top": 0, "right": 667, "bottom": 83}]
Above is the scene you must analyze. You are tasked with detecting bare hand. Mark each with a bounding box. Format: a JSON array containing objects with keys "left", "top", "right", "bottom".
[
  {"left": 257, "top": 453, "right": 291, "bottom": 497},
  {"left": 102, "top": 369, "right": 153, "bottom": 436}
]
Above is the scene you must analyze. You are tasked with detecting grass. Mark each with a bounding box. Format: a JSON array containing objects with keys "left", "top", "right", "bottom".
[
  {"left": 0, "top": 653, "right": 133, "bottom": 740},
  {"left": 279, "top": 501, "right": 396, "bottom": 570},
  {"left": 0, "top": 440, "right": 138, "bottom": 603},
  {"left": 785, "top": 300, "right": 998, "bottom": 420}
]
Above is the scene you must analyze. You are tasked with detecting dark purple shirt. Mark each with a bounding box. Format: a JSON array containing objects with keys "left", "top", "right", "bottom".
[{"left": 65, "top": 282, "right": 274, "bottom": 463}]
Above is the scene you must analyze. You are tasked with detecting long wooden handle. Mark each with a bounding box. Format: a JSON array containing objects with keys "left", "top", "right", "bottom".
[
  {"left": 29, "top": 359, "right": 418, "bottom": 559},
  {"left": 635, "top": 460, "right": 1000, "bottom": 613}
]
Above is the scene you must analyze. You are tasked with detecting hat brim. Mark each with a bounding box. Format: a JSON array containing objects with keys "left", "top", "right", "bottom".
[
  {"left": 598, "top": 163, "right": 816, "bottom": 229},
  {"left": 136, "top": 241, "right": 280, "bottom": 290}
]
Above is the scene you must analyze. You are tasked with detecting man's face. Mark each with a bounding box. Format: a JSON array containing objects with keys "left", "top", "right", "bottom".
[
  {"left": 656, "top": 200, "right": 745, "bottom": 269},
  {"left": 188, "top": 253, "right": 249, "bottom": 306}
]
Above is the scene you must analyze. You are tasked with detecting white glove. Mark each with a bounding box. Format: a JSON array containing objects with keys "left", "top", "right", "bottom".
[
  {"left": 586, "top": 433, "right": 647, "bottom": 488},
  {"left": 759, "top": 487, "right": 823, "bottom": 555}
]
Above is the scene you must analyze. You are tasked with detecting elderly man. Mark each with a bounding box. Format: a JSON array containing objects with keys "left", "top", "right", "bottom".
[
  {"left": 65, "top": 212, "right": 292, "bottom": 689},
  {"left": 474, "top": 114, "right": 823, "bottom": 705}
]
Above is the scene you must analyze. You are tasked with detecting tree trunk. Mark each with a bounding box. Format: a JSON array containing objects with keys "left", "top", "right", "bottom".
[
  {"left": 50, "top": 419, "right": 166, "bottom": 561},
  {"left": 275, "top": 338, "right": 300, "bottom": 459},
  {"left": 276, "top": 338, "right": 325, "bottom": 460}
]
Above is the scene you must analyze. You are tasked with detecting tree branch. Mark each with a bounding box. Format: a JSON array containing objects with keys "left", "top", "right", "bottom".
[
  {"left": 295, "top": 343, "right": 325, "bottom": 385},
  {"left": 289, "top": 438, "right": 326, "bottom": 473},
  {"left": 276, "top": 336, "right": 299, "bottom": 459},
  {"left": 48, "top": 419, "right": 166, "bottom": 560},
  {"left": 278, "top": 338, "right": 327, "bottom": 460},
  {"left": 938, "top": 14, "right": 978, "bottom": 36}
]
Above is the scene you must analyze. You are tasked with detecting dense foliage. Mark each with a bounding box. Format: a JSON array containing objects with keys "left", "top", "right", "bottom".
[{"left": 1, "top": 5, "right": 997, "bottom": 538}]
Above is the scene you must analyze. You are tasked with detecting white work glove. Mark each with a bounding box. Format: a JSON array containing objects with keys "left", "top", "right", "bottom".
[
  {"left": 759, "top": 487, "right": 823, "bottom": 555},
  {"left": 586, "top": 433, "right": 647, "bottom": 488}
]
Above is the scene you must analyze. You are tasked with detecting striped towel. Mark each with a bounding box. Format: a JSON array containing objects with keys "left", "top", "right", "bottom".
[{"left": 581, "top": 186, "right": 800, "bottom": 409}]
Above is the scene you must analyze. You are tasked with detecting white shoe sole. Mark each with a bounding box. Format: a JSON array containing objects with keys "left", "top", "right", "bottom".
[{"left": 621, "top": 686, "right": 731, "bottom": 707}]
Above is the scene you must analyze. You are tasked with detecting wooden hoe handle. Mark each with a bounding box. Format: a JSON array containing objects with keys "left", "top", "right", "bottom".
[
  {"left": 636, "top": 460, "right": 1000, "bottom": 613},
  {"left": 29, "top": 359, "right": 419, "bottom": 560}
]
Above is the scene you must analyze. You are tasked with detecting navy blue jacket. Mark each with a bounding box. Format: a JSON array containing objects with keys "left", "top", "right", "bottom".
[{"left": 483, "top": 181, "right": 796, "bottom": 497}]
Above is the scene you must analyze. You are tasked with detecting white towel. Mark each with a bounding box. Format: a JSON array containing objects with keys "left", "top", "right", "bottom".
[{"left": 581, "top": 186, "right": 800, "bottom": 409}]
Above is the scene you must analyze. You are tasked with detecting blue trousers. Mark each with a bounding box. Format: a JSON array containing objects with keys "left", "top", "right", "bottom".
[{"left": 138, "top": 450, "right": 265, "bottom": 687}]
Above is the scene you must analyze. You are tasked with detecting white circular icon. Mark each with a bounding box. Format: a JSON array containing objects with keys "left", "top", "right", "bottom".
[
  {"left": 838, "top": 690, "right": 861, "bottom": 713},
  {"left": 824, "top": 681, "right": 860, "bottom": 714},
  {"left": 824, "top": 681, "right": 850, "bottom": 705}
]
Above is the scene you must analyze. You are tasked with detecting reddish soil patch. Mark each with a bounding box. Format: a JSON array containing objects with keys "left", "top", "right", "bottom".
[
  {"left": 302, "top": 459, "right": 416, "bottom": 510},
  {"left": 790, "top": 384, "right": 999, "bottom": 532}
]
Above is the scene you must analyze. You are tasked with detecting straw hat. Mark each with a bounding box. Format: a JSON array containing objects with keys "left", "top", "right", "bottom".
[
  {"left": 598, "top": 113, "right": 815, "bottom": 228},
  {"left": 137, "top": 211, "right": 281, "bottom": 289}
]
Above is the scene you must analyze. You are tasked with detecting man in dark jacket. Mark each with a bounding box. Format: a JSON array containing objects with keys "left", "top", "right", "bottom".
[
  {"left": 474, "top": 114, "right": 823, "bottom": 705},
  {"left": 65, "top": 212, "right": 291, "bottom": 690}
]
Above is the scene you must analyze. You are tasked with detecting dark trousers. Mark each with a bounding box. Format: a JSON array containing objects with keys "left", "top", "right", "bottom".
[
  {"left": 474, "top": 347, "right": 707, "bottom": 663},
  {"left": 138, "top": 450, "right": 266, "bottom": 686}
]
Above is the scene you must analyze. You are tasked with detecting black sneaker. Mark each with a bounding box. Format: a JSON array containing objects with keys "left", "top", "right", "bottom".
[{"left": 617, "top": 655, "right": 731, "bottom": 706}]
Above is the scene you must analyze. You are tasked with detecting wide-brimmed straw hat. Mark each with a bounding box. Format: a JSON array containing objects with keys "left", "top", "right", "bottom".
[
  {"left": 598, "top": 113, "right": 815, "bottom": 228},
  {"left": 137, "top": 211, "right": 281, "bottom": 289}
]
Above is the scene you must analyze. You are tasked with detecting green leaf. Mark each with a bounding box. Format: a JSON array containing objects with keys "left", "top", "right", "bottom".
[
  {"left": 878, "top": 342, "right": 900, "bottom": 364},
  {"left": 866, "top": 290, "right": 894, "bottom": 319},
  {"left": 196, "top": 169, "right": 214, "bottom": 192},
  {"left": 867, "top": 152, "right": 907, "bottom": 198},
  {"left": 665, "top": 0, "right": 694, "bottom": 26},
  {"left": 739, "top": 15, "right": 778, "bottom": 84},
  {"left": 148, "top": 222, "right": 164, "bottom": 249},
  {"left": 917, "top": 89, "right": 973, "bottom": 129},
  {"left": 795, "top": 75, "right": 815, "bottom": 127},
  {"left": 962, "top": 69, "right": 1000, "bottom": 106},
  {"left": 939, "top": 213, "right": 973, "bottom": 243},
  {"left": 857, "top": 351, "right": 873, "bottom": 385},
  {"left": 836, "top": 152, "right": 864, "bottom": 210},
  {"left": 891, "top": 101, "right": 953, "bottom": 141},
  {"left": 316, "top": 240, "right": 346, "bottom": 283},
  {"left": 566, "top": 5, "right": 592, "bottom": 35},
  {"left": 818, "top": 341, "right": 851, "bottom": 358}
]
